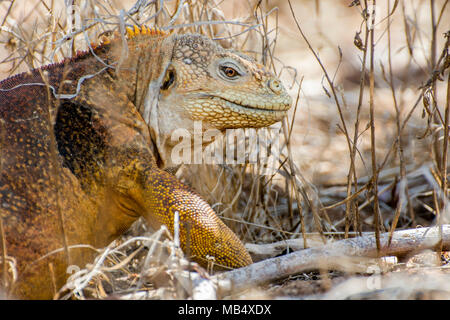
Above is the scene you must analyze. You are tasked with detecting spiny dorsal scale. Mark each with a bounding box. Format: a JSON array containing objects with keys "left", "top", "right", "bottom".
[{"left": 125, "top": 25, "right": 166, "bottom": 40}]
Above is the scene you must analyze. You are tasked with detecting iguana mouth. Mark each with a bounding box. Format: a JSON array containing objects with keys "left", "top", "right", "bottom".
[
  {"left": 205, "top": 95, "right": 290, "bottom": 113},
  {"left": 223, "top": 98, "right": 289, "bottom": 113}
]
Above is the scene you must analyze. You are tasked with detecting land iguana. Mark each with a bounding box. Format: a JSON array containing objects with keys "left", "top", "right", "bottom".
[{"left": 0, "top": 26, "right": 291, "bottom": 299}]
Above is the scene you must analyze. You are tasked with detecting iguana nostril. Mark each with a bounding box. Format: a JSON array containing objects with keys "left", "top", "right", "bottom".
[{"left": 268, "top": 79, "right": 282, "bottom": 94}]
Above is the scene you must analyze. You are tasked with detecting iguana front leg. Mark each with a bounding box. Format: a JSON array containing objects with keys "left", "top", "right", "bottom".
[
  {"left": 77, "top": 82, "right": 252, "bottom": 269},
  {"left": 111, "top": 153, "right": 253, "bottom": 269}
]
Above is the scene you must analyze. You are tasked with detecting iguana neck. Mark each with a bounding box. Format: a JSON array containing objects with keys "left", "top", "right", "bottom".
[
  {"left": 109, "top": 34, "right": 182, "bottom": 170},
  {"left": 110, "top": 35, "right": 172, "bottom": 111}
]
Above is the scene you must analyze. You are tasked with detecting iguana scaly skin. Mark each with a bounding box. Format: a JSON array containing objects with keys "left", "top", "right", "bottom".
[{"left": 0, "top": 26, "right": 291, "bottom": 299}]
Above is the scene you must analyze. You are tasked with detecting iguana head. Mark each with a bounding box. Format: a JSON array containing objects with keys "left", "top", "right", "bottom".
[
  {"left": 133, "top": 31, "right": 292, "bottom": 169},
  {"left": 158, "top": 33, "right": 292, "bottom": 130}
]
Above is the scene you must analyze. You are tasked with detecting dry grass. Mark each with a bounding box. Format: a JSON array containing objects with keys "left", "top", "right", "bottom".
[{"left": 0, "top": 0, "right": 449, "bottom": 299}]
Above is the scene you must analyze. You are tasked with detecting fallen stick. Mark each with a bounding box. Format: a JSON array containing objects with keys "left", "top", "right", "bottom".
[
  {"left": 213, "top": 225, "right": 450, "bottom": 294},
  {"left": 245, "top": 235, "right": 325, "bottom": 261}
]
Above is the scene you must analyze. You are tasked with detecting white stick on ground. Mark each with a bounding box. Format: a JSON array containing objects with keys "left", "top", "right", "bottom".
[{"left": 212, "top": 225, "right": 450, "bottom": 294}]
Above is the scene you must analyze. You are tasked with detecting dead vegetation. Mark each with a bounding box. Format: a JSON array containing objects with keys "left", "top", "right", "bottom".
[{"left": 0, "top": 0, "right": 449, "bottom": 299}]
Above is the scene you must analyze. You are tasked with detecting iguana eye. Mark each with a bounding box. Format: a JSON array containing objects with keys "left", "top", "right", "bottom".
[{"left": 220, "top": 66, "right": 239, "bottom": 79}]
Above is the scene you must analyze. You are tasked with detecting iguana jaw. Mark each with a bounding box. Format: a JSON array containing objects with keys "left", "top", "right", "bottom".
[
  {"left": 183, "top": 95, "right": 291, "bottom": 129},
  {"left": 149, "top": 91, "right": 290, "bottom": 170}
]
